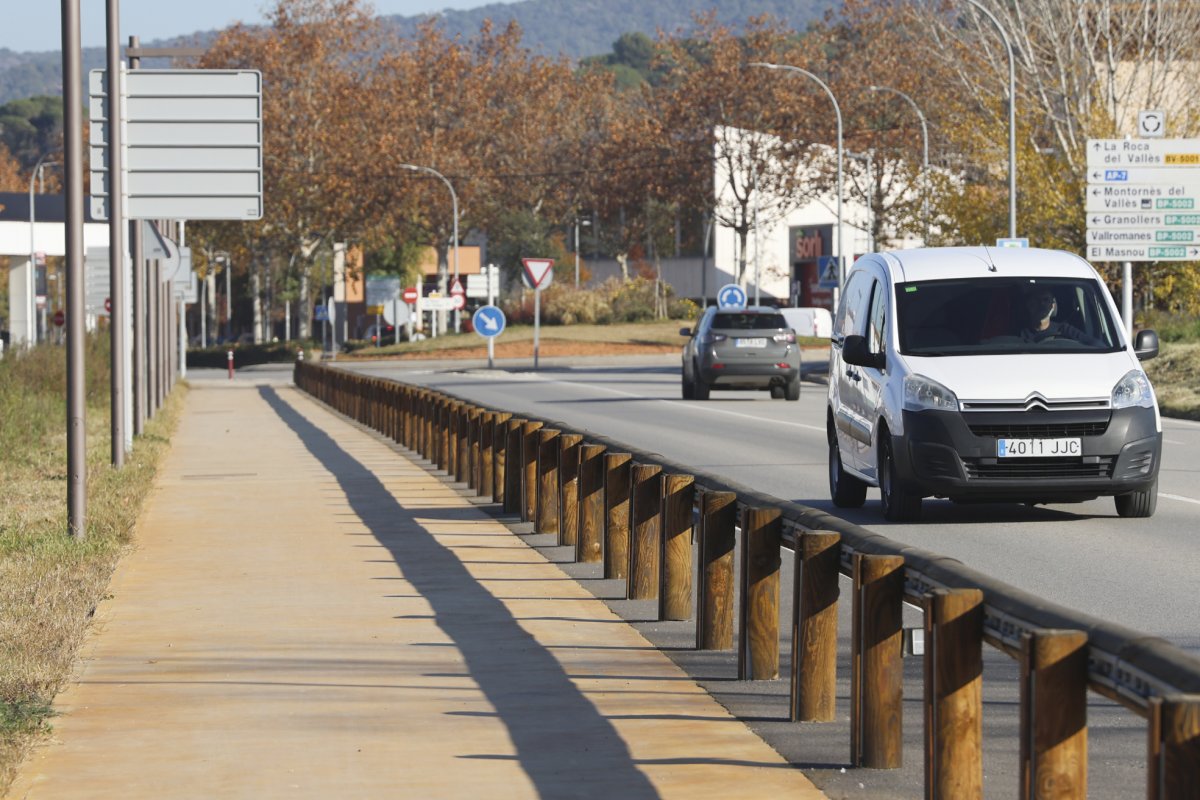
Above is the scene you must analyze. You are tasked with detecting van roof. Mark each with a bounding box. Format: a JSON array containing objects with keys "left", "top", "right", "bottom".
[{"left": 864, "top": 247, "right": 1097, "bottom": 284}]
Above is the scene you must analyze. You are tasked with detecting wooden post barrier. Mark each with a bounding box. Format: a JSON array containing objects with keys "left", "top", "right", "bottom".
[
  {"left": 456, "top": 406, "right": 472, "bottom": 485},
  {"left": 629, "top": 464, "right": 663, "bottom": 600},
  {"left": 925, "top": 588, "right": 984, "bottom": 799},
  {"left": 603, "top": 453, "right": 633, "bottom": 581},
  {"left": 697, "top": 490, "right": 736, "bottom": 651},
  {"left": 536, "top": 429, "right": 561, "bottom": 535},
  {"left": 1148, "top": 694, "right": 1200, "bottom": 800},
  {"left": 1019, "top": 629, "right": 1088, "bottom": 800},
  {"left": 659, "top": 474, "right": 695, "bottom": 621},
  {"left": 491, "top": 413, "right": 512, "bottom": 504},
  {"left": 438, "top": 399, "right": 452, "bottom": 471},
  {"left": 791, "top": 531, "right": 841, "bottom": 723},
  {"left": 479, "top": 412, "right": 495, "bottom": 501},
  {"left": 467, "top": 409, "right": 482, "bottom": 492},
  {"left": 738, "top": 506, "right": 782, "bottom": 681},
  {"left": 422, "top": 391, "right": 435, "bottom": 460},
  {"left": 502, "top": 419, "right": 526, "bottom": 515},
  {"left": 577, "top": 444, "right": 607, "bottom": 564},
  {"left": 558, "top": 434, "right": 583, "bottom": 548},
  {"left": 448, "top": 401, "right": 462, "bottom": 479},
  {"left": 521, "top": 421, "right": 544, "bottom": 523},
  {"left": 851, "top": 553, "right": 904, "bottom": 769}
]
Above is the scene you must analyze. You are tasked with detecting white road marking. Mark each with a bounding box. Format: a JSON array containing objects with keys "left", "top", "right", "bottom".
[
  {"left": 541, "top": 375, "right": 828, "bottom": 434},
  {"left": 1160, "top": 492, "right": 1200, "bottom": 507}
]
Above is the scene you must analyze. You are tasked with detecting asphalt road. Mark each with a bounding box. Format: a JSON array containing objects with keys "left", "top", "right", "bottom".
[{"left": 333, "top": 354, "right": 1199, "bottom": 798}]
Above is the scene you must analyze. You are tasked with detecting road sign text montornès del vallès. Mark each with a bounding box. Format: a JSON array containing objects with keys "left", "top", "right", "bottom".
[
  {"left": 1087, "top": 138, "right": 1200, "bottom": 261},
  {"left": 89, "top": 69, "right": 263, "bottom": 221}
]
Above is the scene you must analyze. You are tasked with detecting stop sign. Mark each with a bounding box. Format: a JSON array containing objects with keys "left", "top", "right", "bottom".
[
  {"left": 402, "top": 286, "right": 419, "bottom": 304},
  {"left": 53, "top": 309, "right": 65, "bottom": 327}
]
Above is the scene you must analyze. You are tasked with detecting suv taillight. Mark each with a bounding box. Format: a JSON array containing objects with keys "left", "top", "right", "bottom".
[{"left": 773, "top": 332, "right": 796, "bottom": 344}]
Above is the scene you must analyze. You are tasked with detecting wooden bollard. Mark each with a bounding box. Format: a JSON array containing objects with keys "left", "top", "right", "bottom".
[
  {"left": 603, "top": 453, "right": 632, "bottom": 580},
  {"left": 491, "top": 413, "right": 512, "bottom": 504},
  {"left": 438, "top": 399, "right": 452, "bottom": 471},
  {"left": 1019, "top": 629, "right": 1088, "bottom": 800},
  {"left": 455, "top": 405, "right": 471, "bottom": 484},
  {"left": 628, "top": 464, "right": 663, "bottom": 600},
  {"left": 738, "top": 506, "right": 781, "bottom": 680},
  {"left": 791, "top": 531, "right": 841, "bottom": 723},
  {"left": 536, "top": 429, "right": 561, "bottom": 535},
  {"left": 697, "top": 490, "right": 736, "bottom": 650},
  {"left": 479, "top": 412, "right": 495, "bottom": 501},
  {"left": 925, "top": 588, "right": 984, "bottom": 799},
  {"left": 502, "top": 418, "right": 526, "bottom": 514},
  {"left": 423, "top": 395, "right": 436, "bottom": 463},
  {"left": 1148, "top": 694, "right": 1200, "bottom": 800},
  {"left": 659, "top": 474, "right": 695, "bottom": 621},
  {"left": 467, "top": 410, "right": 483, "bottom": 493},
  {"left": 577, "top": 444, "right": 606, "bottom": 563},
  {"left": 851, "top": 553, "right": 904, "bottom": 769},
  {"left": 521, "top": 421, "right": 544, "bottom": 523},
  {"left": 449, "top": 402, "right": 464, "bottom": 479},
  {"left": 558, "top": 434, "right": 583, "bottom": 548}
]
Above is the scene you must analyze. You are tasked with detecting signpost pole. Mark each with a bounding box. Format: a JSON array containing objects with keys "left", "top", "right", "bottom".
[
  {"left": 534, "top": 289, "right": 541, "bottom": 371},
  {"left": 105, "top": 0, "right": 125, "bottom": 467},
  {"left": 63, "top": 0, "right": 87, "bottom": 537}
]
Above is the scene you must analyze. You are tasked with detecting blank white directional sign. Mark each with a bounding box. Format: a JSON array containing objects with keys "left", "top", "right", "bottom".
[{"left": 89, "top": 69, "right": 263, "bottom": 221}]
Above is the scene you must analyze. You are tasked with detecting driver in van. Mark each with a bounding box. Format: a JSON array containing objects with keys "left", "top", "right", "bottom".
[{"left": 1019, "top": 288, "right": 1103, "bottom": 345}]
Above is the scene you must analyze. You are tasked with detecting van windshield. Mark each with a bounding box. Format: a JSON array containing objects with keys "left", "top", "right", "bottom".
[{"left": 896, "top": 277, "right": 1123, "bottom": 356}]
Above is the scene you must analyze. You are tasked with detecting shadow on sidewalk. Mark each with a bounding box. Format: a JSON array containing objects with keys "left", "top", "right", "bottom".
[{"left": 259, "top": 387, "right": 660, "bottom": 797}]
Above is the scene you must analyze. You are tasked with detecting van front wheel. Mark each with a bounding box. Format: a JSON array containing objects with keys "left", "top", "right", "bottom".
[
  {"left": 879, "top": 438, "right": 922, "bottom": 522},
  {"left": 1114, "top": 479, "right": 1157, "bottom": 518},
  {"left": 829, "top": 436, "right": 867, "bottom": 508}
]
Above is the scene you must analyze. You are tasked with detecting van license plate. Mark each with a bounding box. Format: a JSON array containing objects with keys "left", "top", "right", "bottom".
[
  {"left": 736, "top": 338, "right": 767, "bottom": 348},
  {"left": 997, "top": 438, "right": 1081, "bottom": 457}
]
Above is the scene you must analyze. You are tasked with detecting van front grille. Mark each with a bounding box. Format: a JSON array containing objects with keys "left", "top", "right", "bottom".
[
  {"left": 964, "top": 457, "right": 1115, "bottom": 480},
  {"left": 967, "top": 421, "right": 1109, "bottom": 438}
]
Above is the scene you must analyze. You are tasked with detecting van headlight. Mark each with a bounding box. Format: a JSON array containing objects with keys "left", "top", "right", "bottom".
[
  {"left": 1111, "top": 369, "right": 1155, "bottom": 409},
  {"left": 903, "top": 375, "right": 959, "bottom": 412}
]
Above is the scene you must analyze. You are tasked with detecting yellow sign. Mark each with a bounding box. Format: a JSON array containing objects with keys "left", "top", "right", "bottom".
[
  {"left": 366, "top": 304, "right": 384, "bottom": 315},
  {"left": 1166, "top": 154, "right": 1200, "bottom": 165}
]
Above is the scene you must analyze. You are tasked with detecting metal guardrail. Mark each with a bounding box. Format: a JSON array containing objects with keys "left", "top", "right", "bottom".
[{"left": 294, "top": 361, "right": 1200, "bottom": 798}]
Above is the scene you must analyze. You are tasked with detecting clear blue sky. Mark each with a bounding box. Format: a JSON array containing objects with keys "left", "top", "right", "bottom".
[{"left": 3, "top": 0, "right": 517, "bottom": 53}]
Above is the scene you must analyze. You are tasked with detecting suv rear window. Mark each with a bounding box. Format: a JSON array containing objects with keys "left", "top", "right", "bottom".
[{"left": 713, "top": 313, "right": 787, "bottom": 330}]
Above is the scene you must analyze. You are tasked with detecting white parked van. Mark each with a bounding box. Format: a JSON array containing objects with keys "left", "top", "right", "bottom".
[
  {"left": 827, "top": 247, "right": 1161, "bottom": 521},
  {"left": 779, "top": 307, "right": 833, "bottom": 338}
]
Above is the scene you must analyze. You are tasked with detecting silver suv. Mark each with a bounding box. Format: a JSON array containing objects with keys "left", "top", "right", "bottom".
[{"left": 680, "top": 306, "right": 802, "bottom": 400}]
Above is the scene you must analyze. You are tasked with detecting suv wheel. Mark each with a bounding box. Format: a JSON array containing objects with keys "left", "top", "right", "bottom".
[
  {"left": 879, "top": 438, "right": 922, "bottom": 522},
  {"left": 828, "top": 428, "right": 867, "bottom": 508},
  {"left": 682, "top": 367, "right": 695, "bottom": 400},
  {"left": 770, "top": 385, "right": 785, "bottom": 399},
  {"left": 1114, "top": 479, "right": 1157, "bottom": 518},
  {"left": 694, "top": 367, "right": 711, "bottom": 400},
  {"left": 784, "top": 375, "right": 801, "bottom": 401}
]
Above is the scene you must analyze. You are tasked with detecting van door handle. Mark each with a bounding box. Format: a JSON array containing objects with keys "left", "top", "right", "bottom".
[{"left": 847, "top": 369, "right": 861, "bottom": 382}]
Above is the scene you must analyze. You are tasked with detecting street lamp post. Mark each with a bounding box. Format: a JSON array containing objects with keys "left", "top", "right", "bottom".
[
  {"left": 574, "top": 216, "right": 591, "bottom": 287},
  {"left": 750, "top": 62, "right": 845, "bottom": 296},
  {"left": 963, "top": 0, "right": 1017, "bottom": 239},
  {"left": 868, "top": 85, "right": 930, "bottom": 242},
  {"left": 28, "top": 155, "right": 61, "bottom": 346},
  {"left": 400, "top": 163, "right": 459, "bottom": 333}
]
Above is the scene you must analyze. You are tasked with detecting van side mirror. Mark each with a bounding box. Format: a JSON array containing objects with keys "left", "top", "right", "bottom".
[
  {"left": 1134, "top": 329, "right": 1159, "bottom": 361},
  {"left": 679, "top": 327, "right": 692, "bottom": 337},
  {"left": 843, "top": 334, "right": 885, "bottom": 370}
]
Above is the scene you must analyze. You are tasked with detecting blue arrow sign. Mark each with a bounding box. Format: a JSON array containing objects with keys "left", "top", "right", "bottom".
[
  {"left": 472, "top": 305, "right": 506, "bottom": 338},
  {"left": 717, "top": 283, "right": 747, "bottom": 309}
]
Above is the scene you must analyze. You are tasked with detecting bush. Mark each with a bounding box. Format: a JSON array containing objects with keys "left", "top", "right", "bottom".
[
  {"left": 1136, "top": 310, "right": 1200, "bottom": 342},
  {"left": 186, "top": 340, "right": 314, "bottom": 368}
]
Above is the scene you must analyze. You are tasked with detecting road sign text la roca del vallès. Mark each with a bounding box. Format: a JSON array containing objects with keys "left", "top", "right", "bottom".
[
  {"left": 521, "top": 258, "right": 554, "bottom": 290},
  {"left": 1086, "top": 138, "right": 1200, "bottom": 261}
]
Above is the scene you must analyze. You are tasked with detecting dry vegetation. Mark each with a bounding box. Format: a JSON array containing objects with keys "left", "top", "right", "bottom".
[
  {"left": 1144, "top": 343, "right": 1200, "bottom": 420},
  {"left": 0, "top": 340, "right": 184, "bottom": 794}
]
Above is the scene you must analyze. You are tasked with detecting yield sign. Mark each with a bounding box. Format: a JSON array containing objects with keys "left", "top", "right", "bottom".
[
  {"left": 450, "top": 277, "right": 465, "bottom": 296},
  {"left": 521, "top": 257, "right": 555, "bottom": 290}
]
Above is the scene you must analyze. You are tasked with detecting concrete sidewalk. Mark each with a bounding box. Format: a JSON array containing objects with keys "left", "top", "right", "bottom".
[{"left": 7, "top": 378, "right": 826, "bottom": 799}]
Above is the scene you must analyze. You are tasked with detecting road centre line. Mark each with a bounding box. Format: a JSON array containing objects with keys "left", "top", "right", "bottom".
[
  {"left": 1159, "top": 492, "right": 1200, "bottom": 507},
  {"left": 537, "top": 374, "right": 828, "bottom": 434}
]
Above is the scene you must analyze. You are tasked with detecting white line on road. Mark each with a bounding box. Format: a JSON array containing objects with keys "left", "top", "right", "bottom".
[
  {"left": 1160, "top": 492, "right": 1200, "bottom": 507},
  {"left": 541, "top": 375, "right": 828, "bottom": 434}
]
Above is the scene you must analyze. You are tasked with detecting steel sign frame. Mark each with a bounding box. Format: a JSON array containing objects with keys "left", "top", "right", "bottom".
[{"left": 89, "top": 68, "right": 263, "bottom": 221}]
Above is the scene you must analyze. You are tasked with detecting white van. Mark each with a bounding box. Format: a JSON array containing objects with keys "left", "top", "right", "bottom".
[
  {"left": 827, "top": 247, "right": 1161, "bottom": 521},
  {"left": 780, "top": 307, "right": 833, "bottom": 338}
]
